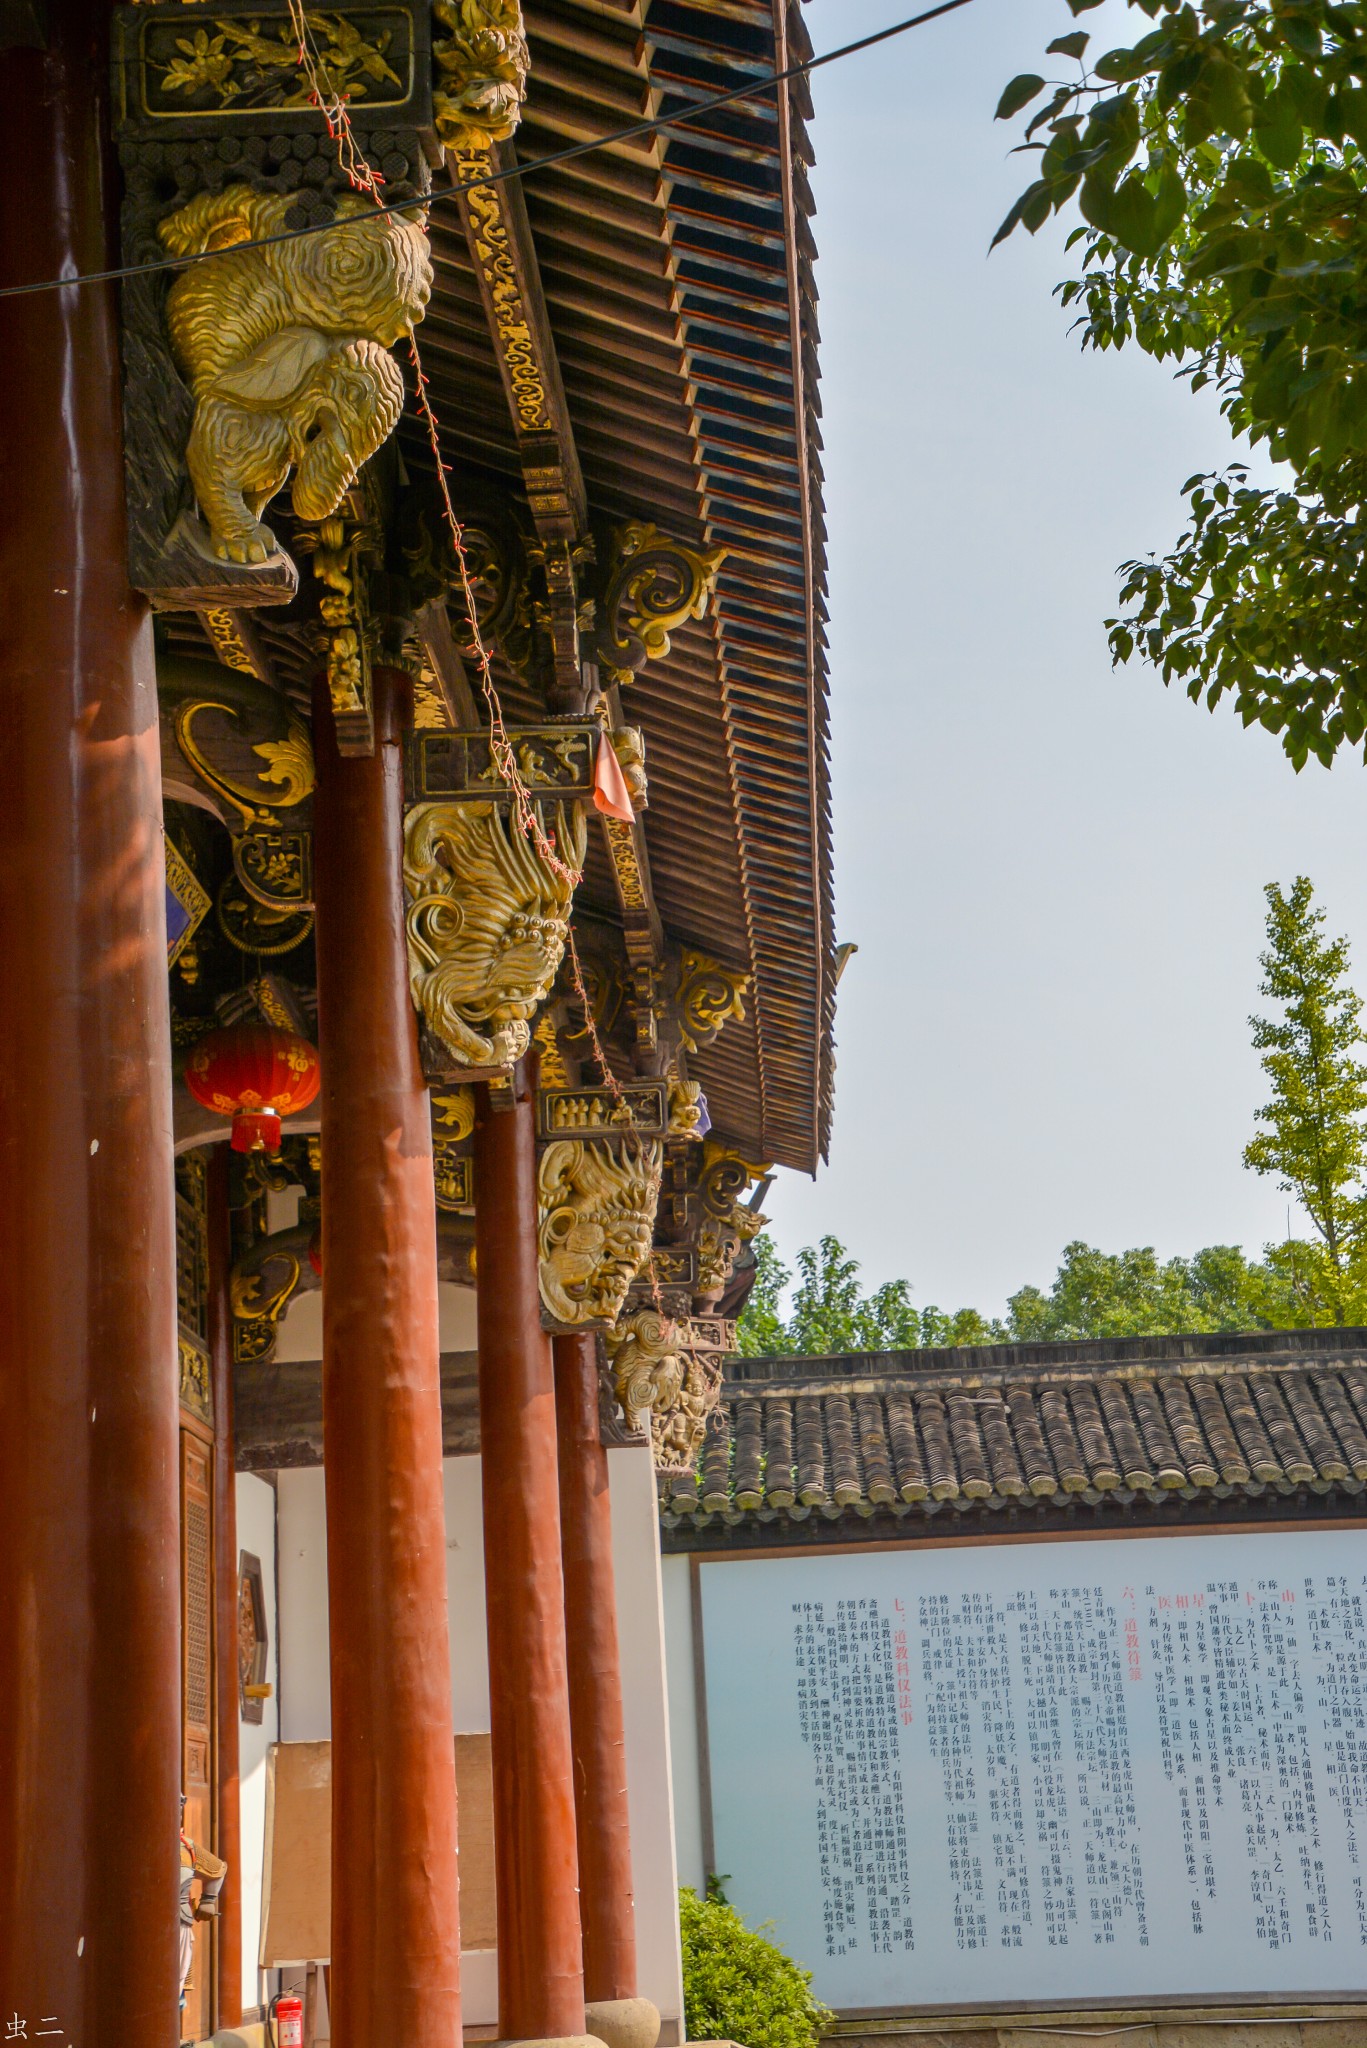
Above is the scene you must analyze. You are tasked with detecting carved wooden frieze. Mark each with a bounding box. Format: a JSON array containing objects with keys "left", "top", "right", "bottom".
[
  {"left": 113, "top": 6, "right": 433, "bottom": 135},
  {"left": 407, "top": 723, "right": 599, "bottom": 803},
  {"left": 536, "top": 1080, "right": 668, "bottom": 1142}
]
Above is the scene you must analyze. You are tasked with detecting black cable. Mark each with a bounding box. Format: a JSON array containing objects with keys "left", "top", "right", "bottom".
[{"left": 0, "top": 0, "right": 974, "bottom": 302}]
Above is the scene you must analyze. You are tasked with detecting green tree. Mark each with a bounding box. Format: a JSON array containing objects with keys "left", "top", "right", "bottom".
[
  {"left": 1006, "top": 1239, "right": 1279, "bottom": 1338},
  {"left": 735, "top": 1234, "right": 794, "bottom": 1358},
  {"left": 1243, "top": 877, "right": 1367, "bottom": 1311},
  {"left": 994, "top": 0, "right": 1367, "bottom": 768},
  {"left": 736, "top": 1234, "right": 1005, "bottom": 1356},
  {"left": 680, "top": 1886, "right": 832, "bottom": 2048}
]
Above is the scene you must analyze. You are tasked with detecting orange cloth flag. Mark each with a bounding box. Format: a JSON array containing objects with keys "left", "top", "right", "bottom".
[{"left": 592, "top": 732, "right": 635, "bottom": 823}]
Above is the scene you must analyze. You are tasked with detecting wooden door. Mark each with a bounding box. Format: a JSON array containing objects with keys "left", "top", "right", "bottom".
[{"left": 181, "top": 1423, "right": 215, "bottom": 2044}]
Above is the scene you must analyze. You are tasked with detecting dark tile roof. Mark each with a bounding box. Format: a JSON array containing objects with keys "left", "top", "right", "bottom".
[{"left": 659, "top": 1330, "right": 1367, "bottom": 1548}]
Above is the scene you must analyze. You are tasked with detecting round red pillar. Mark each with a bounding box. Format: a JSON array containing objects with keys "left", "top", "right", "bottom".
[
  {"left": 474, "top": 1076, "right": 588, "bottom": 2042},
  {"left": 554, "top": 1334, "right": 639, "bottom": 2004},
  {"left": 0, "top": 5, "right": 182, "bottom": 2040},
  {"left": 209, "top": 1143, "right": 243, "bottom": 2029},
  {"left": 313, "top": 668, "right": 462, "bottom": 2048}
]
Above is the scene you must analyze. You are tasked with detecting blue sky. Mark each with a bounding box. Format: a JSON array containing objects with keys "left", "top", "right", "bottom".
[{"left": 759, "top": 0, "right": 1367, "bottom": 1318}]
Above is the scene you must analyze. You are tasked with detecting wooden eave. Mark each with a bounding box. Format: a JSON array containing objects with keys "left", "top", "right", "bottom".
[
  {"left": 164, "top": 1, "right": 833, "bottom": 1172},
  {"left": 398, "top": 0, "right": 833, "bottom": 1169}
]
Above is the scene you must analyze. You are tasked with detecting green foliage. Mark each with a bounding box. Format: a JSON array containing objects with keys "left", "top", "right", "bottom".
[
  {"left": 735, "top": 1234, "right": 794, "bottom": 1358},
  {"left": 1107, "top": 460, "right": 1367, "bottom": 770},
  {"left": 736, "top": 1233, "right": 1002, "bottom": 1356},
  {"left": 679, "top": 1886, "right": 833, "bottom": 2048},
  {"left": 731, "top": 878, "right": 1367, "bottom": 1345},
  {"left": 1006, "top": 1238, "right": 1287, "bottom": 1337},
  {"left": 1243, "top": 877, "right": 1367, "bottom": 1293},
  {"left": 994, "top": 0, "right": 1367, "bottom": 766}
]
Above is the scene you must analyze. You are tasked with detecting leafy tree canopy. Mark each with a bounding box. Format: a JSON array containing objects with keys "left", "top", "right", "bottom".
[
  {"left": 995, "top": 0, "right": 1367, "bottom": 768},
  {"left": 736, "top": 1230, "right": 1367, "bottom": 1353},
  {"left": 734, "top": 880, "right": 1367, "bottom": 1352}
]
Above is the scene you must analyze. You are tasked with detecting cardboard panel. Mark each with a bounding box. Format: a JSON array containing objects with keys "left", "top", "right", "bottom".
[
  {"left": 454, "top": 1733, "right": 497, "bottom": 1951},
  {"left": 259, "top": 1735, "right": 495, "bottom": 1967}
]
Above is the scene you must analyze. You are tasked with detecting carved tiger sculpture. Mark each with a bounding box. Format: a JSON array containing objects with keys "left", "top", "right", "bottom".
[{"left": 158, "top": 186, "right": 433, "bottom": 566}]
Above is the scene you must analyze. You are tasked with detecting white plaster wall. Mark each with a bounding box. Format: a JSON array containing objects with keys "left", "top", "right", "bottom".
[
  {"left": 661, "top": 1551, "right": 706, "bottom": 1897},
  {"left": 273, "top": 1445, "right": 684, "bottom": 2035},
  {"left": 276, "top": 1465, "right": 332, "bottom": 1741},
  {"left": 272, "top": 1281, "right": 477, "bottom": 1365},
  {"left": 610, "top": 1447, "right": 686, "bottom": 2042},
  {"left": 236, "top": 1472, "right": 280, "bottom": 2013}
]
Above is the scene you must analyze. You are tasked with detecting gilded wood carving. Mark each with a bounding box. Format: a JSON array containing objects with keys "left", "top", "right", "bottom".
[
  {"left": 403, "top": 799, "right": 586, "bottom": 1072},
  {"left": 433, "top": 1, "right": 528, "bottom": 152},
  {"left": 158, "top": 185, "right": 432, "bottom": 568},
  {"left": 675, "top": 947, "right": 750, "bottom": 1055},
  {"left": 603, "top": 1310, "right": 726, "bottom": 1475},
  {"left": 537, "top": 1137, "right": 664, "bottom": 1329},
  {"left": 594, "top": 523, "right": 727, "bottom": 685}
]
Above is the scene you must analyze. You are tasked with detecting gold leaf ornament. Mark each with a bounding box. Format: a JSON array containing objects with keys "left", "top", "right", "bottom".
[{"left": 433, "top": 0, "right": 530, "bottom": 151}]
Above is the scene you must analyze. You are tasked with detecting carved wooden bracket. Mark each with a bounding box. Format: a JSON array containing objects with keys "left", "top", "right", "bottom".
[{"left": 111, "top": 2, "right": 439, "bottom": 608}]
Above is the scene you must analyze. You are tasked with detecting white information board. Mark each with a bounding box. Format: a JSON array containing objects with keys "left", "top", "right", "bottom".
[{"left": 699, "top": 1529, "right": 1367, "bottom": 2012}]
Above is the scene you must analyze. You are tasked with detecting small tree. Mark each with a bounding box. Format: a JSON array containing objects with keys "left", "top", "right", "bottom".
[
  {"left": 1244, "top": 878, "right": 1367, "bottom": 1315},
  {"left": 680, "top": 1885, "right": 832, "bottom": 2048}
]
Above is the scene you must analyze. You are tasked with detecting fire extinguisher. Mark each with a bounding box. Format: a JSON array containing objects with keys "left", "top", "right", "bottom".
[{"left": 269, "top": 1991, "right": 304, "bottom": 2046}]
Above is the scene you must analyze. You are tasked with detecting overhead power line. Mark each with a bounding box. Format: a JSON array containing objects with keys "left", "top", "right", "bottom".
[{"left": 0, "top": 0, "right": 975, "bottom": 302}]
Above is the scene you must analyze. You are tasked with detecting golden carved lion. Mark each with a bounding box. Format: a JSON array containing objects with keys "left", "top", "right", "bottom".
[
  {"left": 403, "top": 800, "right": 586, "bottom": 1070},
  {"left": 158, "top": 186, "right": 433, "bottom": 565},
  {"left": 606, "top": 1310, "right": 683, "bottom": 1439},
  {"left": 537, "top": 1137, "right": 663, "bottom": 1327}
]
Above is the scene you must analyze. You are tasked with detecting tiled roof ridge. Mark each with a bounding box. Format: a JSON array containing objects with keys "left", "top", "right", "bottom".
[
  {"left": 726, "top": 1325, "right": 1367, "bottom": 1383},
  {"left": 662, "top": 1334, "right": 1367, "bottom": 1534}
]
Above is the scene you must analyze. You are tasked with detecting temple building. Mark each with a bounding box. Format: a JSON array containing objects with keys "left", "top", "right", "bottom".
[{"left": 0, "top": 4, "right": 831, "bottom": 2045}]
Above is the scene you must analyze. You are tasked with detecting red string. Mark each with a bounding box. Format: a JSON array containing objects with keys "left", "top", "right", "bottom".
[{"left": 286, "top": 0, "right": 387, "bottom": 199}]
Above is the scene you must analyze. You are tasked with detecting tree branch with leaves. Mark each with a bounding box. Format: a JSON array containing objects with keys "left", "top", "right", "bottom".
[{"left": 996, "top": 0, "right": 1367, "bottom": 768}]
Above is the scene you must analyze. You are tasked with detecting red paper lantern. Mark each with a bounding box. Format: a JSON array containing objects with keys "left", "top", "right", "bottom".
[{"left": 184, "top": 1020, "right": 321, "bottom": 1154}]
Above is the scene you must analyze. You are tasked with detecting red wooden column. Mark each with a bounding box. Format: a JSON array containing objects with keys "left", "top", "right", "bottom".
[
  {"left": 313, "top": 667, "right": 462, "bottom": 2048},
  {"left": 209, "top": 1143, "right": 243, "bottom": 2029},
  {"left": 0, "top": 5, "right": 182, "bottom": 2040},
  {"left": 554, "top": 1334, "right": 639, "bottom": 2005},
  {"left": 474, "top": 1075, "right": 589, "bottom": 2042}
]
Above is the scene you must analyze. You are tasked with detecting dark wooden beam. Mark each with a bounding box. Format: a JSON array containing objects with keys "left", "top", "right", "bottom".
[
  {"left": 236, "top": 1350, "right": 482, "bottom": 1471},
  {"left": 417, "top": 596, "right": 480, "bottom": 726}
]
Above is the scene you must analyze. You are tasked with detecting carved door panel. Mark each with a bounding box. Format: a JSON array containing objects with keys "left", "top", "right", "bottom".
[{"left": 180, "top": 1424, "right": 215, "bottom": 2045}]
